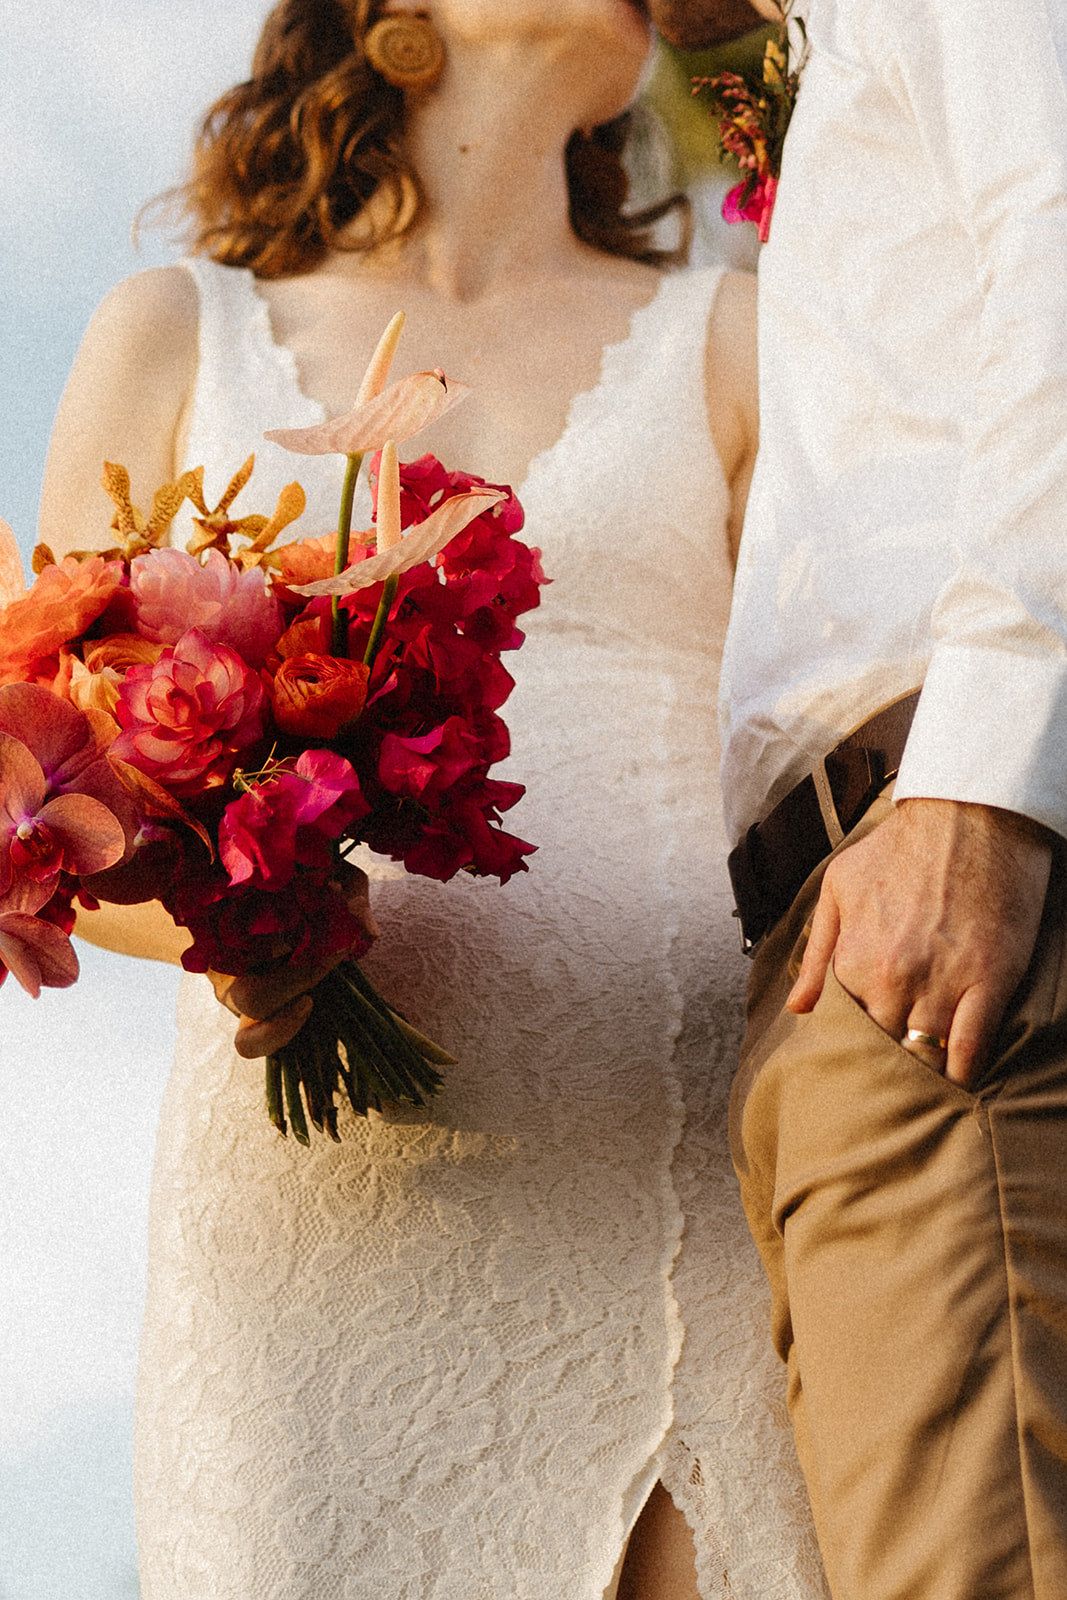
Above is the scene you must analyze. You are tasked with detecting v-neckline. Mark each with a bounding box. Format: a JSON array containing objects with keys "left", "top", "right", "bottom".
[{"left": 246, "top": 271, "right": 674, "bottom": 498}]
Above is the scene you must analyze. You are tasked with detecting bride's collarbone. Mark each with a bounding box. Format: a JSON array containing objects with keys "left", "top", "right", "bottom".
[{"left": 255, "top": 270, "right": 663, "bottom": 488}]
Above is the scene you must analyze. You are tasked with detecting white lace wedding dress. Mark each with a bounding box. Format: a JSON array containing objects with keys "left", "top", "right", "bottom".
[{"left": 133, "top": 257, "right": 828, "bottom": 1600}]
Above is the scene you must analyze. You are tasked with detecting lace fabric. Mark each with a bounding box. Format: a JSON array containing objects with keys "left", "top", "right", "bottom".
[{"left": 134, "top": 258, "right": 829, "bottom": 1600}]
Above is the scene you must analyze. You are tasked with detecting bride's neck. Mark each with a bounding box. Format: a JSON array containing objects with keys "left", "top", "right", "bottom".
[{"left": 349, "top": 44, "right": 620, "bottom": 301}]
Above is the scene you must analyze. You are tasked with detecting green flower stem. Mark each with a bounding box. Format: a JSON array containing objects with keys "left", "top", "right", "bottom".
[
  {"left": 362, "top": 571, "right": 399, "bottom": 670},
  {"left": 266, "top": 1055, "right": 285, "bottom": 1136},
  {"left": 387, "top": 1008, "right": 458, "bottom": 1067},
  {"left": 281, "top": 1054, "right": 310, "bottom": 1146},
  {"left": 263, "top": 960, "right": 448, "bottom": 1140},
  {"left": 331, "top": 450, "right": 364, "bottom": 656}
]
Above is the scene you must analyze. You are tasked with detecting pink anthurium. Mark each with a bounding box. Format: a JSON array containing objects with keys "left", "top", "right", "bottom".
[
  {"left": 0, "top": 518, "right": 24, "bottom": 607},
  {"left": 375, "top": 441, "right": 403, "bottom": 555},
  {"left": 291, "top": 487, "right": 505, "bottom": 597},
  {"left": 354, "top": 311, "right": 406, "bottom": 405},
  {"left": 264, "top": 369, "right": 471, "bottom": 458}
]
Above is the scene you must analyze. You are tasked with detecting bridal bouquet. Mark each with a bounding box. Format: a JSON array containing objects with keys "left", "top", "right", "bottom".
[{"left": 0, "top": 314, "right": 545, "bottom": 1141}]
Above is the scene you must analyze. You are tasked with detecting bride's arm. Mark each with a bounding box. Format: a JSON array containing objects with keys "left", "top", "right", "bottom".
[
  {"left": 704, "top": 269, "right": 759, "bottom": 570},
  {"left": 39, "top": 265, "right": 198, "bottom": 558},
  {"left": 75, "top": 900, "right": 193, "bottom": 966},
  {"left": 40, "top": 265, "right": 199, "bottom": 962}
]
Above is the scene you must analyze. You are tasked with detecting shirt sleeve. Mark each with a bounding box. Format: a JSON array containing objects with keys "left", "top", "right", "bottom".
[{"left": 877, "top": 0, "right": 1067, "bottom": 836}]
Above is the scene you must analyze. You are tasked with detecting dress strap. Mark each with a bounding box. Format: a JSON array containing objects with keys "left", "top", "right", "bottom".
[
  {"left": 601, "top": 265, "right": 726, "bottom": 447},
  {"left": 173, "top": 258, "right": 344, "bottom": 546},
  {"left": 586, "top": 265, "right": 731, "bottom": 528},
  {"left": 178, "top": 258, "right": 325, "bottom": 441}
]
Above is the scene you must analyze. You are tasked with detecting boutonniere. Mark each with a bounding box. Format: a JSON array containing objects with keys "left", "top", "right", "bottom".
[{"left": 693, "top": 5, "right": 808, "bottom": 243}]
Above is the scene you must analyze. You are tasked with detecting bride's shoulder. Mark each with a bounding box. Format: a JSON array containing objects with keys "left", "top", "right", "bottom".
[
  {"left": 703, "top": 270, "right": 758, "bottom": 566},
  {"left": 69, "top": 267, "right": 200, "bottom": 410},
  {"left": 708, "top": 269, "right": 757, "bottom": 356},
  {"left": 40, "top": 266, "right": 200, "bottom": 559},
  {"left": 705, "top": 269, "right": 757, "bottom": 432},
  {"left": 87, "top": 264, "right": 199, "bottom": 351}
]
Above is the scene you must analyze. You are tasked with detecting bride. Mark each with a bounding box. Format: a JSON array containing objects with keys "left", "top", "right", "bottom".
[{"left": 39, "top": 0, "right": 826, "bottom": 1595}]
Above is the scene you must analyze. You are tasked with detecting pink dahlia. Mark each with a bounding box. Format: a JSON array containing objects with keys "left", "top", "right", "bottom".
[
  {"left": 130, "top": 548, "right": 281, "bottom": 668},
  {"left": 111, "top": 629, "right": 266, "bottom": 797}
]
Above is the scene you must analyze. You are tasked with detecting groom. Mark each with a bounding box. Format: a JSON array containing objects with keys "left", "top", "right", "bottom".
[{"left": 651, "top": 0, "right": 1067, "bottom": 1595}]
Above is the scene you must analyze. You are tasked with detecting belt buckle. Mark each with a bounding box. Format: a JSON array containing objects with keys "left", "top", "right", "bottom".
[{"left": 732, "top": 907, "right": 760, "bottom": 956}]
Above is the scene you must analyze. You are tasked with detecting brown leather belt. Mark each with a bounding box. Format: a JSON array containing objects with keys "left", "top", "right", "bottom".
[{"left": 728, "top": 689, "right": 921, "bottom": 953}]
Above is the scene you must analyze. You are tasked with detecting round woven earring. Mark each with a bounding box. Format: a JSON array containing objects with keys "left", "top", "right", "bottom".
[{"left": 364, "top": 14, "right": 446, "bottom": 93}]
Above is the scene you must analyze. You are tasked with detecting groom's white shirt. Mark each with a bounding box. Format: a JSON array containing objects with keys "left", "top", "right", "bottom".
[{"left": 719, "top": 0, "right": 1067, "bottom": 845}]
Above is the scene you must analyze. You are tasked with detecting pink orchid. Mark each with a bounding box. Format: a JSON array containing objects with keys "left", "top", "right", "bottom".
[
  {"left": 0, "top": 904, "right": 79, "bottom": 997},
  {"left": 0, "top": 683, "right": 139, "bottom": 860},
  {"left": 264, "top": 369, "right": 471, "bottom": 457},
  {"left": 111, "top": 629, "right": 266, "bottom": 796},
  {"left": 130, "top": 547, "right": 281, "bottom": 668},
  {"left": 0, "top": 727, "right": 128, "bottom": 901}
]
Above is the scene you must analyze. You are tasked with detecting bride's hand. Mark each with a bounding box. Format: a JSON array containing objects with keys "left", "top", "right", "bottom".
[{"left": 208, "top": 866, "right": 380, "bottom": 1059}]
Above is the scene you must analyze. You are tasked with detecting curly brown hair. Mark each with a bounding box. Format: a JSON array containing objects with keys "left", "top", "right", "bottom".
[{"left": 174, "top": 0, "right": 689, "bottom": 277}]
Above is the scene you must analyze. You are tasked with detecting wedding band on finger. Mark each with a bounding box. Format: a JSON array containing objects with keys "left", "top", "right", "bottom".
[{"left": 903, "top": 1027, "right": 948, "bottom": 1051}]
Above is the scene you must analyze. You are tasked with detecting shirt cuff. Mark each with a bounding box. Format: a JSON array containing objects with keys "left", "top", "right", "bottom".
[{"left": 894, "top": 645, "right": 1067, "bottom": 839}]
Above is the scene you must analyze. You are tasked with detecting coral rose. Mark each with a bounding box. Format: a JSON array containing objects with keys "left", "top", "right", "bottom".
[
  {"left": 270, "top": 654, "right": 370, "bottom": 740},
  {"left": 0, "top": 555, "right": 124, "bottom": 684},
  {"left": 266, "top": 531, "right": 370, "bottom": 591},
  {"left": 111, "top": 629, "right": 265, "bottom": 796}
]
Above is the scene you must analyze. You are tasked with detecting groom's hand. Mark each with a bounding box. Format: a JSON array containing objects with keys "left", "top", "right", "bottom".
[
  {"left": 786, "top": 799, "right": 1052, "bottom": 1087},
  {"left": 648, "top": 0, "right": 767, "bottom": 51}
]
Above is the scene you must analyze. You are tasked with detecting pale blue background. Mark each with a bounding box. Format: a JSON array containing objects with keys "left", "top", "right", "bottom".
[
  {"left": 0, "top": 5, "right": 263, "bottom": 1594},
  {"left": 0, "top": 8, "right": 743, "bottom": 1593}
]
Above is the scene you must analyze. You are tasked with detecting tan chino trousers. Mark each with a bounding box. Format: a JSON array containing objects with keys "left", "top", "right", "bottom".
[{"left": 731, "top": 790, "right": 1067, "bottom": 1600}]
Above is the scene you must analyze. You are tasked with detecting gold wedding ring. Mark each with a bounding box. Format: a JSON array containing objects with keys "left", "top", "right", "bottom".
[{"left": 904, "top": 1028, "right": 949, "bottom": 1051}]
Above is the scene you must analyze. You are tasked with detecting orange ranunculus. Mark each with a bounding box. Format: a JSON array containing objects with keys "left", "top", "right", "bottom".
[
  {"left": 275, "top": 612, "right": 331, "bottom": 661},
  {"left": 69, "top": 635, "right": 165, "bottom": 715},
  {"left": 0, "top": 555, "right": 124, "bottom": 683},
  {"left": 83, "top": 635, "right": 166, "bottom": 674},
  {"left": 270, "top": 654, "right": 370, "bottom": 740}
]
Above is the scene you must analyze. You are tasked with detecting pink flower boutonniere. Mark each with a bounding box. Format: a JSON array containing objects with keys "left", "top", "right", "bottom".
[{"left": 694, "top": 5, "right": 808, "bottom": 244}]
